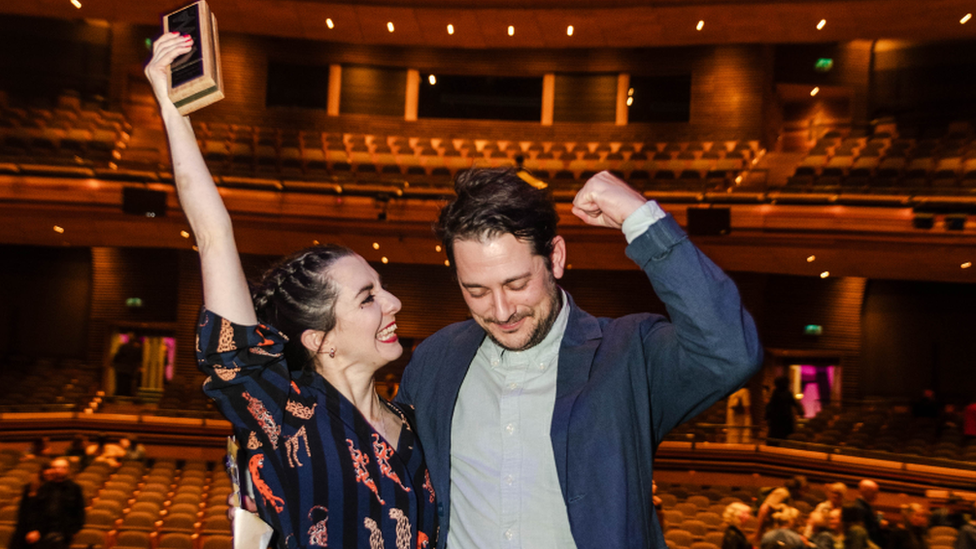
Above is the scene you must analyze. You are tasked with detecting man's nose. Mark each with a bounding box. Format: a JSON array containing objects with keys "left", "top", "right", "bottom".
[{"left": 491, "top": 292, "right": 515, "bottom": 322}]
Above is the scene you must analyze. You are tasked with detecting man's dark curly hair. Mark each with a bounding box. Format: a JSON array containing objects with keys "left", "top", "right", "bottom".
[{"left": 436, "top": 167, "right": 559, "bottom": 270}]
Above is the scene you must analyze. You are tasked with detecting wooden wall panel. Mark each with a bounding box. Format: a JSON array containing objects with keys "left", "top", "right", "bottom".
[
  {"left": 87, "top": 247, "right": 180, "bottom": 367},
  {"left": 175, "top": 32, "right": 770, "bottom": 144},
  {"left": 759, "top": 275, "right": 867, "bottom": 399}
]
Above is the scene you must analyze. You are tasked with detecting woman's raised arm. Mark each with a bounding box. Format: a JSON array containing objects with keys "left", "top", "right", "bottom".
[{"left": 145, "top": 33, "right": 256, "bottom": 325}]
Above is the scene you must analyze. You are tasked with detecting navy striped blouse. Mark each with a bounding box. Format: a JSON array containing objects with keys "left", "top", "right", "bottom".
[{"left": 197, "top": 309, "right": 438, "bottom": 549}]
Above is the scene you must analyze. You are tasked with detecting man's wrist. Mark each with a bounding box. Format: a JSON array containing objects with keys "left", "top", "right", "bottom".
[{"left": 621, "top": 201, "right": 667, "bottom": 243}]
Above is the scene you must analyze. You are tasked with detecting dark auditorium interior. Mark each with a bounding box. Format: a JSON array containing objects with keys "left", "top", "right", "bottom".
[{"left": 1, "top": 0, "right": 976, "bottom": 548}]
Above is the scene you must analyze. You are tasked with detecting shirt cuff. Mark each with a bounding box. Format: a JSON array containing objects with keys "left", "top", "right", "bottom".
[{"left": 621, "top": 201, "right": 667, "bottom": 244}]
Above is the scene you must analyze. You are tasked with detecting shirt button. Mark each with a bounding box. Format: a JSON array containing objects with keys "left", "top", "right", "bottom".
[
  {"left": 505, "top": 423, "right": 515, "bottom": 434},
  {"left": 492, "top": 360, "right": 499, "bottom": 366},
  {"left": 539, "top": 363, "right": 546, "bottom": 370},
  {"left": 507, "top": 382, "right": 518, "bottom": 390},
  {"left": 504, "top": 529, "right": 514, "bottom": 540},
  {"left": 505, "top": 475, "right": 515, "bottom": 485}
]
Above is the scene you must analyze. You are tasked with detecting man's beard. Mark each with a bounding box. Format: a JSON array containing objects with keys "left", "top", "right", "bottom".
[{"left": 486, "top": 278, "right": 562, "bottom": 352}]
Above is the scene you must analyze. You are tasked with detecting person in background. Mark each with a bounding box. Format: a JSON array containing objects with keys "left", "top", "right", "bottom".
[
  {"left": 887, "top": 503, "right": 929, "bottom": 549},
  {"left": 765, "top": 375, "right": 804, "bottom": 442},
  {"left": 954, "top": 501, "right": 976, "bottom": 549},
  {"left": 63, "top": 435, "right": 88, "bottom": 469},
  {"left": 808, "top": 509, "right": 840, "bottom": 549},
  {"left": 23, "top": 438, "right": 51, "bottom": 461},
  {"left": 727, "top": 387, "right": 753, "bottom": 443},
  {"left": 721, "top": 502, "right": 753, "bottom": 549},
  {"left": 855, "top": 479, "right": 887, "bottom": 548},
  {"left": 119, "top": 436, "right": 146, "bottom": 462},
  {"left": 9, "top": 460, "right": 53, "bottom": 549},
  {"left": 805, "top": 483, "right": 849, "bottom": 538},
  {"left": 760, "top": 506, "right": 804, "bottom": 549},
  {"left": 755, "top": 476, "right": 808, "bottom": 544},
  {"left": 12, "top": 458, "right": 85, "bottom": 549},
  {"left": 842, "top": 503, "right": 872, "bottom": 549},
  {"left": 653, "top": 481, "right": 666, "bottom": 532}
]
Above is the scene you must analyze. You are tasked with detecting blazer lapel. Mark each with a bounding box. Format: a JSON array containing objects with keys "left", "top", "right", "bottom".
[
  {"left": 429, "top": 320, "right": 484, "bottom": 506},
  {"left": 550, "top": 292, "right": 602, "bottom": 496}
]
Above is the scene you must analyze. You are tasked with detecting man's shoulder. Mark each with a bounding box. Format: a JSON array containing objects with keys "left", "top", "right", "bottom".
[{"left": 411, "top": 319, "right": 481, "bottom": 364}]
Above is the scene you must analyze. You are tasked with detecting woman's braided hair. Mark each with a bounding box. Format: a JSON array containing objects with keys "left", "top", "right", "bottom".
[{"left": 250, "top": 245, "right": 355, "bottom": 372}]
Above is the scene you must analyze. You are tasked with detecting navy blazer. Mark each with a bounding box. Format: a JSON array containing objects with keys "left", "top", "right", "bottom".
[{"left": 398, "top": 215, "right": 763, "bottom": 549}]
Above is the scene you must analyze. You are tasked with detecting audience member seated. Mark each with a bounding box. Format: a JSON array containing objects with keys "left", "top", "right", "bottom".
[
  {"left": 805, "top": 483, "right": 849, "bottom": 537},
  {"left": 956, "top": 502, "right": 976, "bottom": 549},
  {"left": 760, "top": 506, "right": 804, "bottom": 549},
  {"left": 85, "top": 435, "right": 126, "bottom": 468},
  {"left": 755, "top": 476, "right": 808, "bottom": 543},
  {"left": 721, "top": 502, "right": 753, "bottom": 549},
  {"left": 888, "top": 503, "right": 930, "bottom": 549},
  {"left": 808, "top": 509, "right": 841, "bottom": 549}
]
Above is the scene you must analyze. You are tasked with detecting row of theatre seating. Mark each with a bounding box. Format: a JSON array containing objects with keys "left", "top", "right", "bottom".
[
  {"left": 655, "top": 481, "right": 964, "bottom": 549},
  {"left": 786, "top": 407, "right": 976, "bottom": 461},
  {"left": 0, "top": 357, "right": 100, "bottom": 413},
  {"left": 787, "top": 131, "right": 976, "bottom": 194},
  {"left": 0, "top": 456, "right": 232, "bottom": 549},
  {"left": 0, "top": 451, "right": 960, "bottom": 549}
]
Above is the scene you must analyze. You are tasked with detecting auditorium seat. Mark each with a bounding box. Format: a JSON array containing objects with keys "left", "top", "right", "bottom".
[
  {"left": 664, "top": 529, "right": 695, "bottom": 548},
  {"left": 112, "top": 529, "right": 152, "bottom": 549},
  {"left": 158, "top": 533, "right": 195, "bottom": 549},
  {"left": 199, "top": 535, "right": 232, "bottom": 549},
  {"left": 70, "top": 528, "right": 107, "bottom": 549}
]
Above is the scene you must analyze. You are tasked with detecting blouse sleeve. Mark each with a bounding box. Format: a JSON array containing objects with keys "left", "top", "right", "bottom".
[{"left": 196, "top": 308, "right": 294, "bottom": 427}]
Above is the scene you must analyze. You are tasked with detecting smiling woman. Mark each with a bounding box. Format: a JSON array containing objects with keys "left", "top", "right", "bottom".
[{"left": 144, "top": 32, "right": 437, "bottom": 549}]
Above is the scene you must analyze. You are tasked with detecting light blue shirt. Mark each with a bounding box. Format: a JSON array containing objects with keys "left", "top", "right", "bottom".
[{"left": 448, "top": 200, "right": 666, "bottom": 549}]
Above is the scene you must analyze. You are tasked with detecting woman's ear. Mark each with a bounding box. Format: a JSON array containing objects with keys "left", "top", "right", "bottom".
[{"left": 300, "top": 329, "right": 330, "bottom": 355}]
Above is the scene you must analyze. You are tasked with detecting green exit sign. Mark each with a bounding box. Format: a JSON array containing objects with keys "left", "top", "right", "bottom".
[
  {"left": 804, "top": 324, "right": 823, "bottom": 336},
  {"left": 815, "top": 58, "right": 834, "bottom": 72}
]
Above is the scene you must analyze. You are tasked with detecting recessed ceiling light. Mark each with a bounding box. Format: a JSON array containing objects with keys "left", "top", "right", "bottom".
[
  {"left": 53, "top": 225, "right": 65, "bottom": 234},
  {"left": 807, "top": 255, "right": 816, "bottom": 262},
  {"left": 810, "top": 87, "right": 820, "bottom": 96},
  {"left": 444, "top": 259, "right": 451, "bottom": 266},
  {"left": 313, "top": 240, "right": 320, "bottom": 245},
  {"left": 387, "top": 22, "right": 395, "bottom": 33},
  {"left": 70, "top": 0, "right": 82, "bottom": 8},
  {"left": 567, "top": 25, "right": 574, "bottom": 36},
  {"left": 820, "top": 271, "right": 830, "bottom": 278},
  {"left": 962, "top": 261, "right": 972, "bottom": 269},
  {"left": 697, "top": 20, "right": 704, "bottom": 31},
  {"left": 447, "top": 24, "right": 454, "bottom": 35},
  {"left": 372, "top": 242, "right": 380, "bottom": 249},
  {"left": 326, "top": 18, "right": 334, "bottom": 29},
  {"left": 381, "top": 257, "right": 389, "bottom": 264},
  {"left": 508, "top": 25, "right": 515, "bottom": 36},
  {"left": 180, "top": 230, "right": 190, "bottom": 238},
  {"left": 626, "top": 96, "right": 633, "bottom": 106},
  {"left": 435, "top": 245, "right": 442, "bottom": 252},
  {"left": 628, "top": 87, "right": 634, "bottom": 96},
  {"left": 962, "top": 13, "right": 972, "bottom": 24},
  {"left": 429, "top": 74, "right": 437, "bottom": 85},
  {"left": 817, "top": 19, "right": 826, "bottom": 30}
]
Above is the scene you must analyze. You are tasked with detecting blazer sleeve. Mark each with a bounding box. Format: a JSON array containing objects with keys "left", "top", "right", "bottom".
[{"left": 625, "top": 214, "right": 763, "bottom": 443}]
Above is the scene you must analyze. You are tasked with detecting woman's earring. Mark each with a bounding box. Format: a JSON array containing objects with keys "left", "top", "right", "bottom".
[{"left": 329, "top": 348, "right": 336, "bottom": 358}]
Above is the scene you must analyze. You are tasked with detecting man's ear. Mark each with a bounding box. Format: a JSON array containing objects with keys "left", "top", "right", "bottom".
[
  {"left": 549, "top": 235, "right": 567, "bottom": 280},
  {"left": 300, "top": 329, "right": 329, "bottom": 355}
]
